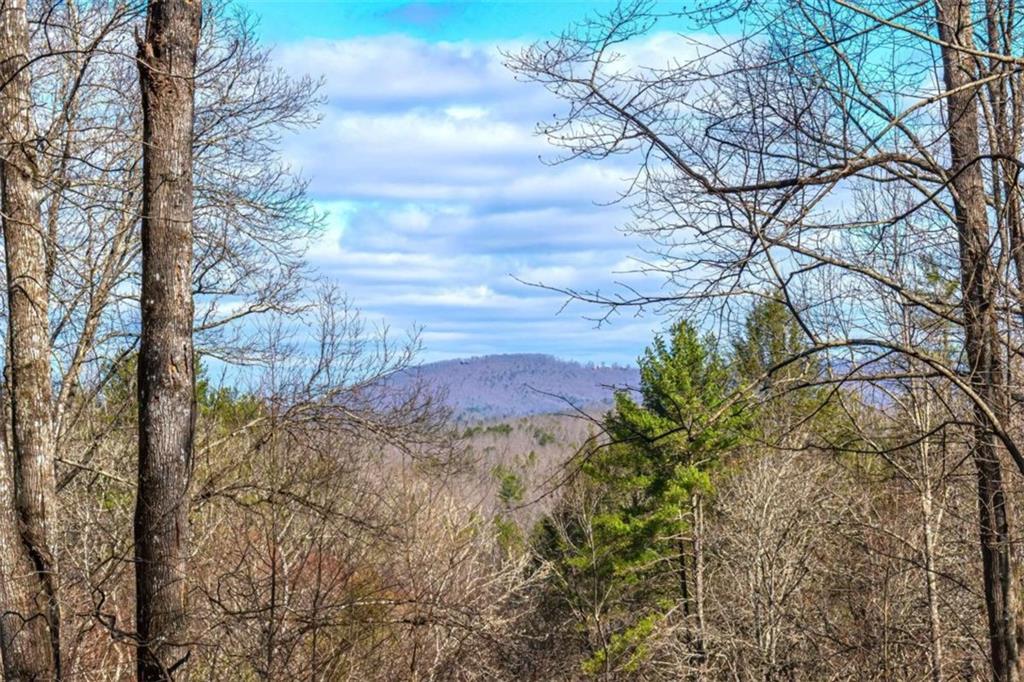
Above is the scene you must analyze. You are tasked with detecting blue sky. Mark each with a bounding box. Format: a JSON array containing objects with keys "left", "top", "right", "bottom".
[
  {"left": 241, "top": 1, "right": 631, "bottom": 42},
  {"left": 238, "top": 1, "right": 690, "bottom": 364}
]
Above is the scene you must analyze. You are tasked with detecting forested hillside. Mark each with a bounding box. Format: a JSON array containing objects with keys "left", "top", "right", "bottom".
[{"left": 394, "top": 354, "right": 639, "bottom": 418}]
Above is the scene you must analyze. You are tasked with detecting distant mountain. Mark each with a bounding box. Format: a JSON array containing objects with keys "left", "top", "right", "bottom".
[{"left": 397, "top": 353, "right": 639, "bottom": 420}]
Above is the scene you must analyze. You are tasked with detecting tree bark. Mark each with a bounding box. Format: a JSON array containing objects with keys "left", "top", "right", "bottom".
[
  {"left": 921, "top": 482, "right": 945, "bottom": 682},
  {"left": 677, "top": 512, "right": 690, "bottom": 618},
  {"left": 937, "top": 1, "right": 1023, "bottom": 679},
  {"left": 692, "top": 493, "right": 707, "bottom": 670},
  {"left": 0, "top": 0, "right": 61, "bottom": 677},
  {"left": 134, "top": 1, "right": 201, "bottom": 679}
]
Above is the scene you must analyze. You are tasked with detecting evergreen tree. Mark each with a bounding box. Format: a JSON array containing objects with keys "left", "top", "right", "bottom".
[
  {"left": 590, "top": 321, "right": 745, "bottom": 591},
  {"left": 731, "top": 297, "right": 825, "bottom": 444},
  {"left": 536, "top": 321, "right": 749, "bottom": 675},
  {"left": 732, "top": 297, "right": 817, "bottom": 393}
]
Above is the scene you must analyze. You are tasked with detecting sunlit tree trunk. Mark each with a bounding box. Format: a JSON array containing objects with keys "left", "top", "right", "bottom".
[
  {"left": 936, "top": 0, "right": 1022, "bottom": 678},
  {"left": 692, "top": 493, "right": 706, "bottom": 670},
  {"left": 134, "top": 0, "right": 202, "bottom": 678},
  {"left": 0, "top": 0, "right": 61, "bottom": 677},
  {"left": 921, "top": 481, "right": 945, "bottom": 682}
]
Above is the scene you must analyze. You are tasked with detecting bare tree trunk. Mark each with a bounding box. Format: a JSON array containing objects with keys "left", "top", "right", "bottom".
[
  {"left": 677, "top": 511, "right": 690, "bottom": 619},
  {"left": 0, "top": 445, "right": 54, "bottom": 680},
  {"left": 134, "top": 0, "right": 201, "bottom": 679},
  {"left": 981, "top": 0, "right": 1024, "bottom": 313},
  {"left": 0, "top": 0, "right": 60, "bottom": 677},
  {"left": 692, "top": 493, "right": 706, "bottom": 671},
  {"left": 937, "top": 1, "right": 1022, "bottom": 679},
  {"left": 921, "top": 482, "right": 945, "bottom": 682}
]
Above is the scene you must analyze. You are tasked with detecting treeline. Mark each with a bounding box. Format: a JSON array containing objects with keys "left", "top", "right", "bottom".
[
  {"left": 495, "top": 300, "right": 990, "bottom": 679},
  {"left": 34, "top": 291, "right": 990, "bottom": 679},
  {"left": 0, "top": 2, "right": 575, "bottom": 678},
  {"left": 500, "top": 0, "right": 1024, "bottom": 678},
  {"left": 0, "top": 0, "right": 506, "bottom": 679}
]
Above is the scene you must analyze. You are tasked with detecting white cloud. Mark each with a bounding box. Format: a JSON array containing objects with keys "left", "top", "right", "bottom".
[
  {"left": 277, "top": 32, "right": 692, "bottom": 362},
  {"left": 444, "top": 105, "right": 489, "bottom": 120},
  {"left": 276, "top": 36, "right": 520, "bottom": 107}
]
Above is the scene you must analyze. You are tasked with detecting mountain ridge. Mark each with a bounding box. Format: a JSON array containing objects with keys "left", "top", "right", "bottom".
[{"left": 397, "top": 353, "right": 639, "bottom": 420}]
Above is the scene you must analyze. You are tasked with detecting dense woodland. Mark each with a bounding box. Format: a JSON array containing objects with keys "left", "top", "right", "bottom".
[{"left": 0, "top": 0, "right": 1023, "bottom": 679}]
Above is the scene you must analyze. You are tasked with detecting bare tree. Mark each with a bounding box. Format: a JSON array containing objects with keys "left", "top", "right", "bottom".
[
  {"left": 932, "top": 0, "right": 1020, "bottom": 671},
  {"left": 509, "top": 0, "right": 1024, "bottom": 676},
  {"left": 134, "top": 0, "right": 202, "bottom": 678}
]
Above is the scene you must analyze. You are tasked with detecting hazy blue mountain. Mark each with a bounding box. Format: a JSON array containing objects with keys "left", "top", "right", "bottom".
[{"left": 397, "top": 353, "right": 639, "bottom": 419}]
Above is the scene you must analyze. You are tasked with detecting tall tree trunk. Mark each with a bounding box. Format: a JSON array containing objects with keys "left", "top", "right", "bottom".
[
  {"left": 937, "top": 1, "right": 1022, "bottom": 678},
  {"left": 692, "top": 493, "right": 706, "bottom": 670},
  {"left": 134, "top": 1, "right": 201, "bottom": 679},
  {"left": 677, "top": 510, "right": 690, "bottom": 618},
  {"left": 921, "top": 481, "right": 945, "bottom": 682},
  {"left": 982, "top": 0, "right": 1024, "bottom": 314},
  {"left": 0, "top": 0, "right": 60, "bottom": 677}
]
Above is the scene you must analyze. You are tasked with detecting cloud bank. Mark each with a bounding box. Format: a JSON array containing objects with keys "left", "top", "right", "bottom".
[{"left": 275, "top": 33, "right": 692, "bottom": 362}]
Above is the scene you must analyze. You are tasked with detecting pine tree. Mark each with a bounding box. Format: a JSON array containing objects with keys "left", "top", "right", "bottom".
[
  {"left": 731, "top": 297, "right": 825, "bottom": 445},
  {"left": 536, "top": 321, "right": 748, "bottom": 675}
]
